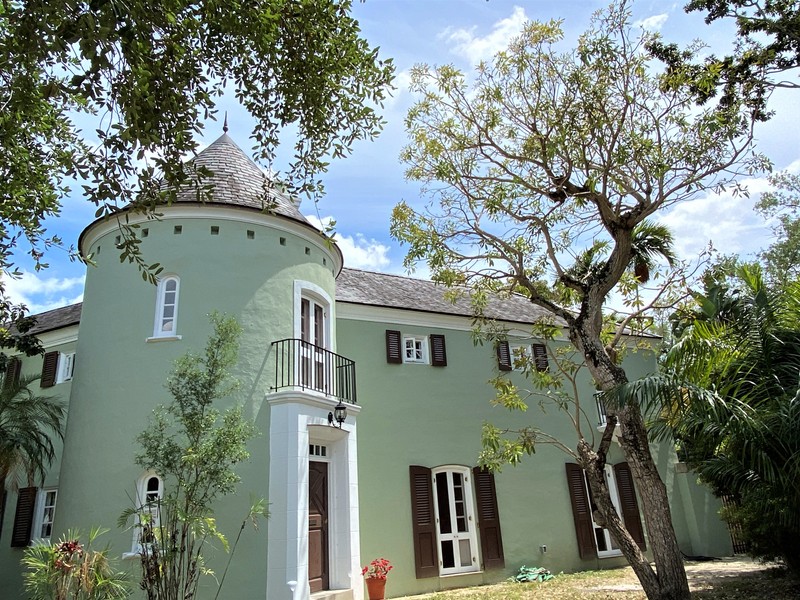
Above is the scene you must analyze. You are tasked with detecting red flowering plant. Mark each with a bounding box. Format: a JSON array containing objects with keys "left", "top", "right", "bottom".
[{"left": 361, "top": 557, "right": 393, "bottom": 580}]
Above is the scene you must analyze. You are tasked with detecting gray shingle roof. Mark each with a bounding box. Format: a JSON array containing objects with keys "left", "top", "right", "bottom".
[
  {"left": 336, "top": 268, "right": 557, "bottom": 325},
  {"left": 26, "top": 302, "right": 82, "bottom": 336},
  {"left": 172, "top": 133, "right": 311, "bottom": 226},
  {"left": 28, "top": 269, "right": 556, "bottom": 336}
]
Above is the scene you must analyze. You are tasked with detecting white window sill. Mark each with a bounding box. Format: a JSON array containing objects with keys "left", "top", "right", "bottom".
[
  {"left": 146, "top": 335, "right": 182, "bottom": 343},
  {"left": 597, "top": 550, "right": 624, "bottom": 559},
  {"left": 439, "top": 569, "right": 483, "bottom": 578}
]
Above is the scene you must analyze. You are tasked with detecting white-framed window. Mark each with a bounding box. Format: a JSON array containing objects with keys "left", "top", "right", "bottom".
[
  {"left": 32, "top": 488, "right": 58, "bottom": 541},
  {"left": 595, "top": 392, "right": 608, "bottom": 426},
  {"left": 299, "top": 294, "right": 331, "bottom": 393},
  {"left": 56, "top": 352, "right": 76, "bottom": 384},
  {"left": 509, "top": 344, "right": 530, "bottom": 372},
  {"left": 153, "top": 275, "right": 180, "bottom": 337},
  {"left": 587, "top": 465, "right": 623, "bottom": 558},
  {"left": 132, "top": 474, "right": 164, "bottom": 552},
  {"left": 432, "top": 466, "right": 479, "bottom": 575},
  {"left": 403, "top": 335, "right": 429, "bottom": 364}
]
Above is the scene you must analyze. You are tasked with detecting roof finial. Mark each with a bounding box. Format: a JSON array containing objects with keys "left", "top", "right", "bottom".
[{"left": 223, "top": 111, "right": 229, "bottom": 134}]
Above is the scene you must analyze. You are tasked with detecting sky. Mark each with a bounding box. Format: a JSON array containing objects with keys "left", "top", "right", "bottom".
[{"left": 6, "top": 0, "right": 800, "bottom": 315}]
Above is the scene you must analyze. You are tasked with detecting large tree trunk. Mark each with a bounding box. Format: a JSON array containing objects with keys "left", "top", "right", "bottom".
[
  {"left": 617, "top": 403, "right": 690, "bottom": 600},
  {"left": 571, "top": 323, "right": 691, "bottom": 600}
]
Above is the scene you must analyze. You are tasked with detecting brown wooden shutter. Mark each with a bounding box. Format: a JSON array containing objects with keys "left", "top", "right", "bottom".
[
  {"left": 11, "top": 487, "right": 36, "bottom": 547},
  {"left": 565, "top": 463, "right": 596, "bottom": 559},
  {"left": 430, "top": 334, "right": 447, "bottom": 367},
  {"left": 473, "top": 467, "right": 505, "bottom": 569},
  {"left": 40, "top": 351, "right": 59, "bottom": 388},
  {"left": 614, "top": 462, "right": 646, "bottom": 550},
  {"left": 496, "top": 341, "right": 511, "bottom": 371},
  {"left": 386, "top": 330, "right": 402, "bottom": 364},
  {"left": 3, "top": 358, "right": 21, "bottom": 391},
  {"left": 0, "top": 485, "right": 6, "bottom": 540},
  {"left": 409, "top": 465, "right": 438, "bottom": 578},
  {"left": 532, "top": 343, "right": 549, "bottom": 372}
]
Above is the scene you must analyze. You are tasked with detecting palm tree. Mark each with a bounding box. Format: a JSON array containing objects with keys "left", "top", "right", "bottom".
[
  {"left": 630, "top": 220, "right": 678, "bottom": 284},
  {"left": 607, "top": 264, "right": 800, "bottom": 571},
  {"left": 0, "top": 374, "right": 65, "bottom": 492}
]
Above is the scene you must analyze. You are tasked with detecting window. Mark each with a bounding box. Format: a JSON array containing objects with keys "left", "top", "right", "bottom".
[
  {"left": 9, "top": 487, "right": 56, "bottom": 546},
  {"left": 300, "top": 295, "right": 330, "bottom": 393},
  {"left": 386, "top": 331, "right": 447, "bottom": 367},
  {"left": 404, "top": 335, "right": 428, "bottom": 363},
  {"left": 565, "top": 462, "right": 645, "bottom": 559},
  {"left": 32, "top": 489, "right": 57, "bottom": 541},
  {"left": 153, "top": 276, "right": 180, "bottom": 338},
  {"left": 496, "top": 341, "right": 548, "bottom": 372},
  {"left": 133, "top": 474, "right": 164, "bottom": 552},
  {"left": 433, "top": 467, "right": 479, "bottom": 575},
  {"left": 41, "top": 352, "right": 76, "bottom": 387},
  {"left": 409, "top": 465, "right": 504, "bottom": 578},
  {"left": 56, "top": 353, "right": 75, "bottom": 384},
  {"left": 595, "top": 392, "right": 608, "bottom": 426}
]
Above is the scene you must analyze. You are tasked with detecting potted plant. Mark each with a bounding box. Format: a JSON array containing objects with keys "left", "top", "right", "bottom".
[{"left": 362, "top": 557, "right": 393, "bottom": 600}]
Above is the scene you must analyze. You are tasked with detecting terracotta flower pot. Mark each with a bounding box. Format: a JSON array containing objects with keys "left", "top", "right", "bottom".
[{"left": 365, "top": 576, "right": 387, "bottom": 600}]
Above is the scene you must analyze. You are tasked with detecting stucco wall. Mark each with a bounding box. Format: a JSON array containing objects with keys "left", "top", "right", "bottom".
[
  {"left": 53, "top": 208, "right": 337, "bottom": 600},
  {"left": 0, "top": 334, "right": 76, "bottom": 598},
  {"left": 336, "top": 314, "right": 731, "bottom": 598}
]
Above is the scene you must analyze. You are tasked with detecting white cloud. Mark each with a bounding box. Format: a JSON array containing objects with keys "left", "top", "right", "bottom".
[
  {"left": 440, "top": 6, "right": 529, "bottom": 65},
  {"left": 3, "top": 271, "right": 85, "bottom": 314},
  {"left": 635, "top": 13, "right": 669, "bottom": 31},
  {"left": 306, "top": 215, "right": 392, "bottom": 271},
  {"left": 661, "top": 176, "right": 775, "bottom": 260},
  {"left": 383, "top": 68, "right": 413, "bottom": 111}
]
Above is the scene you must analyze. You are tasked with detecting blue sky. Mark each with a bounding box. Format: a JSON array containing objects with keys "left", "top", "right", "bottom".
[{"left": 6, "top": 0, "right": 799, "bottom": 314}]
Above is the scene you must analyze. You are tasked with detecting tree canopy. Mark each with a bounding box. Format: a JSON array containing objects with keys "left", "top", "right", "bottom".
[
  {"left": 650, "top": 0, "right": 800, "bottom": 119},
  {"left": 391, "top": 3, "right": 758, "bottom": 598},
  {"left": 0, "top": 0, "right": 394, "bottom": 359},
  {"left": 756, "top": 171, "right": 800, "bottom": 285}
]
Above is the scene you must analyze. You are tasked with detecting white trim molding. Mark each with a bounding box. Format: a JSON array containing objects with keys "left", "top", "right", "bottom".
[{"left": 267, "top": 391, "right": 361, "bottom": 600}]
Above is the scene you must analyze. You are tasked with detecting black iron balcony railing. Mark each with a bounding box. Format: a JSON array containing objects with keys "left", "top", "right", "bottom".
[{"left": 271, "top": 338, "right": 357, "bottom": 405}]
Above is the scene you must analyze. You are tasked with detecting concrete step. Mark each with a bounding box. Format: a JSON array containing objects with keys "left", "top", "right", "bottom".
[{"left": 310, "top": 588, "right": 354, "bottom": 600}]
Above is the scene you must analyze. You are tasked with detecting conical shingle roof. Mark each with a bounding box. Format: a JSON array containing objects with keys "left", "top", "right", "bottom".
[{"left": 173, "top": 133, "right": 310, "bottom": 225}]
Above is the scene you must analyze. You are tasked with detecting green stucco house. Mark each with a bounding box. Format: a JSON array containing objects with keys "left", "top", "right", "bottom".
[{"left": 0, "top": 133, "right": 734, "bottom": 599}]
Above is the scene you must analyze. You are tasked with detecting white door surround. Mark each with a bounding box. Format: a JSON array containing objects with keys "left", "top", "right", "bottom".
[{"left": 266, "top": 391, "right": 362, "bottom": 600}]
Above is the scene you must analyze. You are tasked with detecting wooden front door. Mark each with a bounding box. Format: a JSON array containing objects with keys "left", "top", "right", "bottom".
[{"left": 308, "top": 461, "right": 329, "bottom": 592}]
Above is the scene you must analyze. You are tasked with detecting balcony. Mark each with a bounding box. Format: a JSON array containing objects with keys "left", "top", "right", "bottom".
[{"left": 270, "top": 338, "right": 357, "bottom": 405}]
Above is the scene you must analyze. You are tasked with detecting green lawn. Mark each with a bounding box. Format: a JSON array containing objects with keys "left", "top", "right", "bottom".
[{"left": 392, "top": 560, "right": 800, "bottom": 600}]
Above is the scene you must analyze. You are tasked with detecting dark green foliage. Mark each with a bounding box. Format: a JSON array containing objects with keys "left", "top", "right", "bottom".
[
  {"left": 0, "top": 0, "right": 394, "bottom": 358},
  {"left": 22, "top": 527, "right": 131, "bottom": 600},
  {"left": 658, "top": 264, "right": 800, "bottom": 571},
  {"left": 756, "top": 172, "right": 800, "bottom": 286},
  {"left": 650, "top": 0, "right": 799, "bottom": 119},
  {"left": 0, "top": 374, "right": 64, "bottom": 489}
]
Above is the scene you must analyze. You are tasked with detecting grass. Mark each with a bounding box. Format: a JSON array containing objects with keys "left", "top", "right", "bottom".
[{"left": 393, "top": 561, "right": 800, "bottom": 600}]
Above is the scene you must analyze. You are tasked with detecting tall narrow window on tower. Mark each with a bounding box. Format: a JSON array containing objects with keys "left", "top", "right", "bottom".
[
  {"left": 300, "top": 295, "right": 330, "bottom": 393},
  {"left": 153, "top": 275, "right": 181, "bottom": 338}
]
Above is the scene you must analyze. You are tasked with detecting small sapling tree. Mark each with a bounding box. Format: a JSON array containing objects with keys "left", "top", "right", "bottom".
[{"left": 119, "top": 313, "right": 265, "bottom": 600}]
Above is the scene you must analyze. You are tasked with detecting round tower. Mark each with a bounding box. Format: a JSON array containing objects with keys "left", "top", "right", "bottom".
[{"left": 56, "top": 133, "right": 362, "bottom": 600}]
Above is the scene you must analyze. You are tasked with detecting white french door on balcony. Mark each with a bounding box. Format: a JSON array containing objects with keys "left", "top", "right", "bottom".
[{"left": 301, "top": 297, "right": 329, "bottom": 392}]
